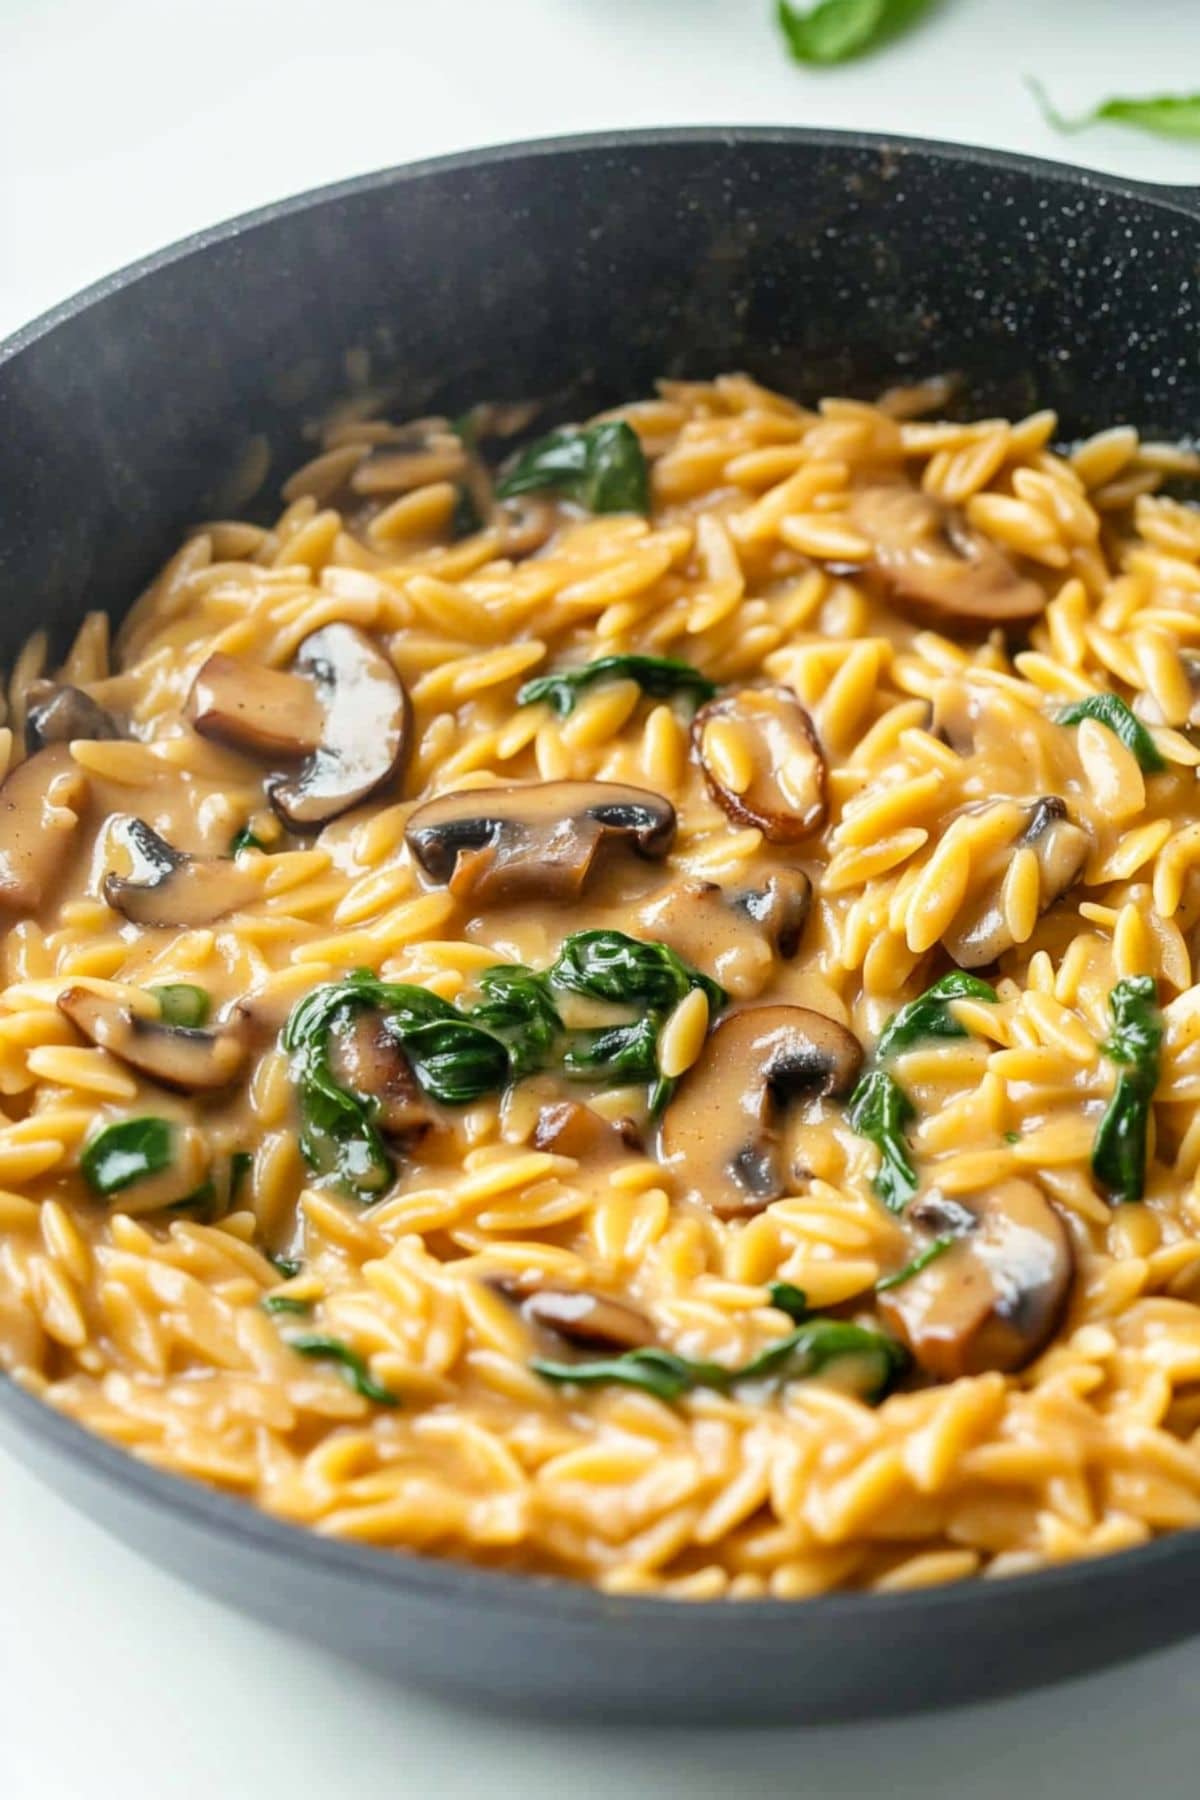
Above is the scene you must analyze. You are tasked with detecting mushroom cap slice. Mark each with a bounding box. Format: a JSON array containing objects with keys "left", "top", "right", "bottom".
[
  {"left": 848, "top": 485, "right": 1046, "bottom": 637},
  {"left": 102, "top": 817, "right": 262, "bottom": 927},
  {"left": 0, "top": 746, "right": 89, "bottom": 911},
  {"left": 942, "top": 797, "right": 1090, "bottom": 969},
  {"left": 635, "top": 869, "right": 811, "bottom": 998},
  {"left": 405, "top": 780, "right": 676, "bottom": 906},
  {"left": 57, "top": 986, "right": 249, "bottom": 1092},
  {"left": 660, "top": 1004, "right": 863, "bottom": 1219},
  {"left": 268, "top": 625, "right": 412, "bottom": 830},
  {"left": 328, "top": 1010, "right": 436, "bottom": 1141},
  {"left": 521, "top": 1286, "right": 655, "bottom": 1352},
  {"left": 25, "top": 682, "right": 120, "bottom": 752},
  {"left": 877, "top": 1180, "right": 1073, "bottom": 1378},
  {"left": 694, "top": 687, "right": 826, "bottom": 842},
  {"left": 188, "top": 654, "right": 325, "bottom": 758}
]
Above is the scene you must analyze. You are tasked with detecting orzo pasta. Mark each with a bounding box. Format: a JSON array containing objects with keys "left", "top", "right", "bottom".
[{"left": 5, "top": 373, "right": 1200, "bottom": 1599}]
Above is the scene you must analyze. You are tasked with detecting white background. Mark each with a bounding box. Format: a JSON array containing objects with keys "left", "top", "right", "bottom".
[{"left": 3, "top": 1, "right": 1200, "bottom": 1794}]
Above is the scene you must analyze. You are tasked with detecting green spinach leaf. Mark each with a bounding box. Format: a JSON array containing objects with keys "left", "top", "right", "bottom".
[
  {"left": 533, "top": 1315, "right": 906, "bottom": 1404},
  {"left": 1057, "top": 692, "right": 1165, "bottom": 773},
  {"left": 285, "top": 1333, "right": 399, "bottom": 1405},
  {"left": 518, "top": 654, "right": 716, "bottom": 718},
  {"left": 1093, "top": 976, "right": 1162, "bottom": 1204},
  {"left": 847, "top": 1068, "right": 918, "bottom": 1212},
  {"left": 148, "top": 983, "right": 211, "bottom": 1029},
  {"left": 875, "top": 1235, "right": 955, "bottom": 1292},
  {"left": 81, "top": 1117, "right": 174, "bottom": 1197},
  {"left": 470, "top": 964, "right": 562, "bottom": 1078},
  {"left": 875, "top": 971, "right": 999, "bottom": 1061},
  {"left": 230, "top": 826, "right": 268, "bottom": 855},
  {"left": 496, "top": 421, "right": 648, "bottom": 514}
]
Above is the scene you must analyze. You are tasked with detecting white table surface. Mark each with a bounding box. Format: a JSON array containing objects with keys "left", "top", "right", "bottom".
[{"left": 3, "top": 1, "right": 1200, "bottom": 1793}]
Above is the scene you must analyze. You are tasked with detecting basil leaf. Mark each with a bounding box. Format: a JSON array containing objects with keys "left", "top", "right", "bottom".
[
  {"left": 534, "top": 1317, "right": 906, "bottom": 1404},
  {"left": 285, "top": 1333, "right": 399, "bottom": 1406},
  {"left": 875, "top": 1235, "right": 955, "bottom": 1292},
  {"left": 495, "top": 421, "right": 648, "bottom": 514},
  {"left": 875, "top": 972, "right": 999, "bottom": 1061},
  {"left": 847, "top": 1068, "right": 918, "bottom": 1212},
  {"left": 262, "top": 1294, "right": 313, "bottom": 1316},
  {"left": 148, "top": 983, "right": 211, "bottom": 1029},
  {"left": 518, "top": 655, "right": 717, "bottom": 718},
  {"left": 1093, "top": 976, "right": 1162, "bottom": 1205},
  {"left": 776, "top": 0, "right": 934, "bottom": 66},
  {"left": 81, "top": 1117, "right": 174, "bottom": 1197},
  {"left": 230, "top": 826, "right": 267, "bottom": 855},
  {"left": 470, "top": 964, "right": 562, "bottom": 1078},
  {"left": 1029, "top": 78, "right": 1200, "bottom": 141},
  {"left": 1057, "top": 693, "right": 1165, "bottom": 773}
]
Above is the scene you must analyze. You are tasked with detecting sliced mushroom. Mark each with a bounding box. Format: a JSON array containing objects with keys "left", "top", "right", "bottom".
[
  {"left": 268, "top": 625, "right": 412, "bottom": 829},
  {"left": 25, "top": 681, "right": 120, "bottom": 751},
  {"left": 494, "top": 494, "right": 559, "bottom": 559},
  {"left": 187, "top": 654, "right": 325, "bottom": 757},
  {"left": 405, "top": 780, "right": 676, "bottom": 906},
  {"left": 728, "top": 870, "right": 813, "bottom": 958},
  {"left": 57, "top": 986, "right": 249, "bottom": 1092},
  {"left": 0, "top": 746, "right": 89, "bottom": 911},
  {"left": 522, "top": 1286, "right": 655, "bottom": 1352},
  {"left": 661, "top": 1005, "right": 863, "bottom": 1219},
  {"left": 942, "top": 797, "right": 1090, "bottom": 969},
  {"left": 635, "top": 869, "right": 811, "bottom": 997},
  {"left": 328, "top": 1010, "right": 436, "bottom": 1141},
  {"left": 102, "top": 817, "right": 261, "bottom": 927},
  {"left": 532, "top": 1099, "right": 640, "bottom": 1159},
  {"left": 848, "top": 485, "right": 1046, "bottom": 637},
  {"left": 876, "top": 1179, "right": 1073, "bottom": 1378},
  {"left": 694, "top": 687, "right": 826, "bottom": 841}
]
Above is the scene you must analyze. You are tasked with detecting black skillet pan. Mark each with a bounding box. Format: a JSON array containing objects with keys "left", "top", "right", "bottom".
[{"left": 1, "top": 129, "right": 1199, "bottom": 1724}]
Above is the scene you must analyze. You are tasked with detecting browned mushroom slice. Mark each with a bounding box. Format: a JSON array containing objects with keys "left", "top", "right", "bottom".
[
  {"left": 532, "top": 1099, "right": 640, "bottom": 1159},
  {"left": 876, "top": 1180, "right": 1073, "bottom": 1378},
  {"left": 660, "top": 1005, "right": 863, "bottom": 1219},
  {"left": 0, "top": 746, "right": 89, "bottom": 910},
  {"left": 494, "top": 494, "right": 559, "bottom": 559},
  {"left": 636, "top": 869, "right": 811, "bottom": 995},
  {"left": 350, "top": 426, "right": 468, "bottom": 496},
  {"left": 848, "top": 485, "right": 1046, "bottom": 637},
  {"left": 328, "top": 1010, "right": 436, "bottom": 1141},
  {"left": 942, "top": 797, "right": 1090, "bottom": 969},
  {"left": 57, "top": 986, "right": 249, "bottom": 1092},
  {"left": 268, "top": 625, "right": 412, "bottom": 829},
  {"left": 522, "top": 1286, "right": 655, "bottom": 1352},
  {"left": 25, "top": 682, "right": 120, "bottom": 751},
  {"left": 187, "top": 654, "right": 325, "bottom": 758},
  {"left": 694, "top": 688, "right": 826, "bottom": 842},
  {"left": 405, "top": 780, "right": 676, "bottom": 906},
  {"left": 102, "top": 817, "right": 261, "bottom": 927}
]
